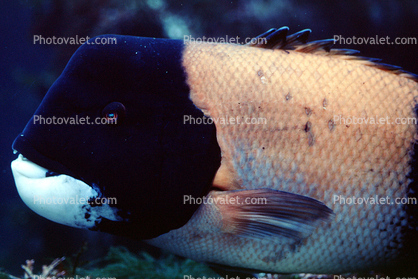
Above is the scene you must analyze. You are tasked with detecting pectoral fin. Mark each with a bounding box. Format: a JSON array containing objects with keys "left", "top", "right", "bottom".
[{"left": 209, "top": 189, "right": 333, "bottom": 241}]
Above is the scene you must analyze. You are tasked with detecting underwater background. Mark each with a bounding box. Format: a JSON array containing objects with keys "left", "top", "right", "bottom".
[{"left": 0, "top": 0, "right": 417, "bottom": 277}]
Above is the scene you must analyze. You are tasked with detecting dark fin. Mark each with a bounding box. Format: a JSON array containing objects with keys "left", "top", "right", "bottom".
[
  {"left": 372, "top": 62, "right": 402, "bottom": 71},
  {"left": 249, "top": 26, "right": 289, "bottom": 49},
  {"left": 248, "top": 27, "right": 418, "bottom": 82},
  {"left": 211, "top": 189, "right": 334, "bottom": 241},
  {"left": 295, "top": 39, "right": 335, "bottom": 53},
  {"left": 266, "top": 27, "right": 289, "bottom": 49},
  {"left": 329, "top": 48, "right": 360, "bottom": 55},
  {"left": 281, "top": 28, "right": 311, "bottom": 49},
  {"left": 246, "top": 28, "right": 278, "bottom": 47}
]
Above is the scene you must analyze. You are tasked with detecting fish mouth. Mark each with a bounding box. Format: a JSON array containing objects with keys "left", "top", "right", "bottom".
[{"left": 11, "top": 153, "right": 123, "bottom": 229}]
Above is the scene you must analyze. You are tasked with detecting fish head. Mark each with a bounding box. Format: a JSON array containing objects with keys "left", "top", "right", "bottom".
[{"left": 11, "top": 35, "right": 221, "bottom": 239}]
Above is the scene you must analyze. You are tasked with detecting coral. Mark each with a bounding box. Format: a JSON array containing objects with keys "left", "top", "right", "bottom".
[
  {"left": 0, "top": 258, "right": 65, "bottom": 279},
  {"left": 21, "top": 258, "right": 66, "bottom": 279}
]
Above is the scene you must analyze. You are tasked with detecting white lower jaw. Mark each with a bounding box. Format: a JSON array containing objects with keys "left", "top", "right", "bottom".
[{"left": 11, "top": 154, "right": 122, "bottom": 229}]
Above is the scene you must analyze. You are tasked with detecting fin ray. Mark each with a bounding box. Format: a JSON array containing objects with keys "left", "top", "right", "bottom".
[
  {"left": 210, "top": 189, "right": 334, "bottom": 241},
  {"left": 248, "top": 27, "right": 417, "bottom": 82}
]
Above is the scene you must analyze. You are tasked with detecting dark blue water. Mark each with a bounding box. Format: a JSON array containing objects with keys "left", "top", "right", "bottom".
[{"left": 0, "top": 1, "right": 48, "bottom": 273}]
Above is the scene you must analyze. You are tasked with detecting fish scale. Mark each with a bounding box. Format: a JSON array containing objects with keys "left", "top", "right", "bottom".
[{"left": 147, "top": 40, "right": 418, "bottom": 274}]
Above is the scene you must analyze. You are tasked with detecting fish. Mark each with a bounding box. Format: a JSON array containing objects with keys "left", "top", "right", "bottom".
[{"left": 11, "top": 27, "right": 418, "bottom": 276}]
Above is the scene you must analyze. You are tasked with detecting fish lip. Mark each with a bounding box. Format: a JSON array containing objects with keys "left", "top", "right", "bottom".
[
  {"left": 12, "top": 134, "right": 82, "bottom": 182},
  {"left": 11, "top": 153, "right": 124, "bottom": 229}
]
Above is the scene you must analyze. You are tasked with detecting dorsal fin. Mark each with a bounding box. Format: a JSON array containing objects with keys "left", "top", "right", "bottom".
[
  {"left": 248, "top": 26, "right": 289, "bottom": 48},
  {"left": 283, "top": 28, "right": 311, "bottom": 47},
  {"left": 247, "top": 27, "right": 418, "bottom": 82}
]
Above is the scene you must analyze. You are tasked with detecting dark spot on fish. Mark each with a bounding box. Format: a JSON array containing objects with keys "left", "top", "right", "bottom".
[
  {"left": 262, "top": 147, "right": 265, "bottom": 150},
  {"left": 370, "top": 169, "right": 374, "bottom": 172},
  {"left": 303, "top": 121, "right": 315, "bottom": 146},
  {"left": 308, "top": 132, "right": 315, "bottom": 146},
  {"left": 346, "top": 125, "right": 350, "bottom": 128},
  {"left": 328, "top": 119, "right": 335, "bottom": 132},
  {"left": 261, "top": 249, "right": 285, "bottom": 263},
  {"left": 257, "top": 70, "right": 263, "bottom": 77},
  {"left": 190, "top": 232, "right": 204, "bottom": 240},
  {"left": 305, "top": 107, "right": 312, "bottom": 116},
  {"left": 215, "top": 52, "right": 229, "bottom": 60},
  {"left": 304, "top": 121, "right": 312, "bottom": 133},
  {"left": 272, "top": 126, "right": 291, "bottom": 132},
  {"left": 323, "top": 98, "right": 327, "bottom": 109},
  {"left": 355, "top": 128, "right": 362, "bottom": 142},
  {"left": 289, "top": 239, "right": 303, "bottom": 252},
  {"left": 285, "top": 93, "right": 292, "bottom": 101}
]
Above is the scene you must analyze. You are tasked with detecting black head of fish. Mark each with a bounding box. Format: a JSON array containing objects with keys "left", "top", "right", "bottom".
[{"left": 11, "top": 35, "right": 221, "bottom": 239}]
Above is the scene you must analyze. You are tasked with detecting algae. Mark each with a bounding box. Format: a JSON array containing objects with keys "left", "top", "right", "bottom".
[
  {"left": 76, "top": 246, "right": 217, "bottom": 279},
  {"left": 0, "top": 246, "right": 217, "bottom": 279}
]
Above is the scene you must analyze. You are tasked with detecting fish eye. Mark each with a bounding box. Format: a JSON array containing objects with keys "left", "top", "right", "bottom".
[{"left": 102, "top": 102, "right": 126, "bottom": 125}]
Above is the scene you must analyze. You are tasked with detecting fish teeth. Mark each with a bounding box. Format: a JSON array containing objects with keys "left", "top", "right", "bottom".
[{"left": 18, "top": 154, "right": 28, "bottom": 161}]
